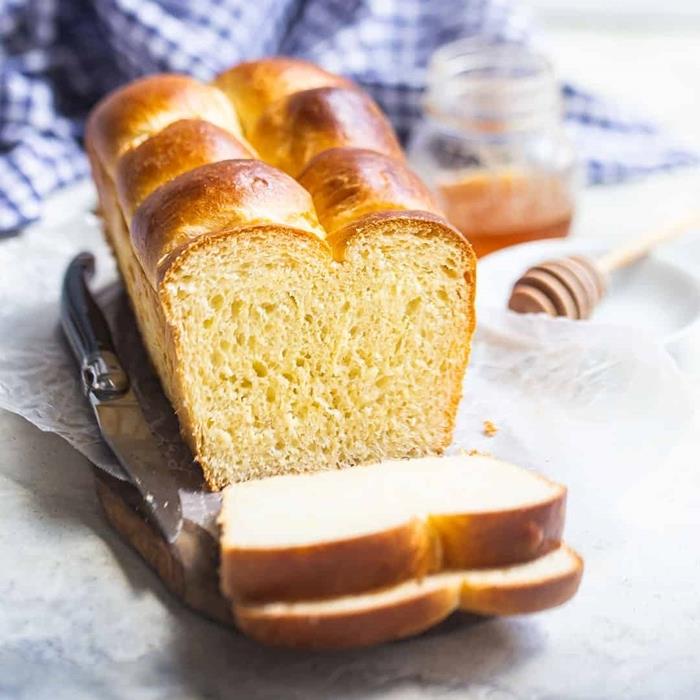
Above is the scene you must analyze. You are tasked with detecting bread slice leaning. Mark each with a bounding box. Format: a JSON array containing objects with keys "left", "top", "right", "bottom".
[
  {"left": 219, "top": 455, "right": 566, "bottom": 603},
  {"left": 234, "top": 544, "right": 583, "bottom": 650}
]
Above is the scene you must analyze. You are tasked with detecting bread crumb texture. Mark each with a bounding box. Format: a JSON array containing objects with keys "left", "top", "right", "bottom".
[
  {"left": 164, "top": 224, "right": 473, "bottom": 486},
  {"left": 482, "top": 420, "right": 499, "bottom": 437}
]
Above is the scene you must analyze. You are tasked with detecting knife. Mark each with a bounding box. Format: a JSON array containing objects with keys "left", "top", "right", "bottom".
[{"left": 60, "top": 252, "right": 183, "bottom": 543}]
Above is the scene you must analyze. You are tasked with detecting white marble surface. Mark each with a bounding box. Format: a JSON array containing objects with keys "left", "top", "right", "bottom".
[{"left": 2, "top": 24, "right": 700, "bottom": 700}]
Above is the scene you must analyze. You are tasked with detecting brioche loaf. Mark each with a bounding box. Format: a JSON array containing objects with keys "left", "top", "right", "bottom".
[
  {"left": 219, "top": 454, "right": 567, "bottom": 603},
  {"left": 86, "top": 57, "right": 476, "bottom": 488},
  {"left": 234, "top": 544, "right": 583, "bottom": 649}
]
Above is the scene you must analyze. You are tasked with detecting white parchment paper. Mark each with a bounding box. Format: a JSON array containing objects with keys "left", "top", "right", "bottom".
[{"left": 0, "top": 182, "right": 694, "bottom": 524}]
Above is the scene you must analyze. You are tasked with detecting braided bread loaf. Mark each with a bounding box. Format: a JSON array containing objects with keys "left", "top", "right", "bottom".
[{"left": 86, "top": 57, "right": 476, "bottom": 489}]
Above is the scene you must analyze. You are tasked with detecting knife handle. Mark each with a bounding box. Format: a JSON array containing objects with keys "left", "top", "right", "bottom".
[{"left": 61, "top": 253, "right": 129, "bottom": 399}]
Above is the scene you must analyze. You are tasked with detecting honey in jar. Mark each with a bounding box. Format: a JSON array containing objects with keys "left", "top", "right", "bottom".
[
  {"left": 437, "top": 168, "right": 574, "bottom": 257},
  {"left": 409, "top": 39, "right": 577, "bottom": 257}
]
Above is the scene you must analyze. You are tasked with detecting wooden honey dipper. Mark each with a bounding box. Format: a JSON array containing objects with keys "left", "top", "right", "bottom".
[{"left": 508, "top": 215, "right": 700, "bottom": 319}]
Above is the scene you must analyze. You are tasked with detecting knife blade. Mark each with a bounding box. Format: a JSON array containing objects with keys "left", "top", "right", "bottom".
[{"left": 61, "top": 252, "right": 182, "bottom": 543}]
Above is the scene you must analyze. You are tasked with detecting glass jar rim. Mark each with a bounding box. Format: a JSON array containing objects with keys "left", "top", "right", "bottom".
[
  {"left": 430, "top": 38, "right": 553, "bottom": 74},
  {"left": 425, "top": 39, "right": 561, "bottom": 132}
]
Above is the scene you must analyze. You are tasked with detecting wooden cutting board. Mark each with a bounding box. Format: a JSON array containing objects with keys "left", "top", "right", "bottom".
[{"left": 93, "top": 468, "right": 233, "bottom": 625}]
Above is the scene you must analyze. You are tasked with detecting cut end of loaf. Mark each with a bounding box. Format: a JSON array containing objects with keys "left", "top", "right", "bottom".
[{"left": 162, "top": 216, "right": 474, "bottom": 488}]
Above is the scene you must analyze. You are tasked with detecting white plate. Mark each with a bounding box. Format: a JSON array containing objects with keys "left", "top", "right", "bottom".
[{"left": 477, "top": 238, "right": 700, "bottom": 370}]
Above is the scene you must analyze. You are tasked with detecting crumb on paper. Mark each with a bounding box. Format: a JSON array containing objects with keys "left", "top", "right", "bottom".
[
  {"left": 482, "top": 420, "right": 498, "bottom": 437},
  {"left": 468, "top": 448, "right": 492, "bottom": 457},
  {"left": 458, "top": 448, "right": 492, "bottom": 458}
]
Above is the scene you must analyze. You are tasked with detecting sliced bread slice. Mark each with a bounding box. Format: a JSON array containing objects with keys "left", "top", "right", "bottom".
[
  {"left": 219, "top": 455, "right": 566, "bottom": 603},
  {"left": 234, "top": 544, "right": 583, "bottom": 649}
]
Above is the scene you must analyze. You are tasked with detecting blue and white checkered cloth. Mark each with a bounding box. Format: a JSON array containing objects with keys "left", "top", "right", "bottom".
[{"left": 0, "top": 0, "right": 697, "bottom": 236}]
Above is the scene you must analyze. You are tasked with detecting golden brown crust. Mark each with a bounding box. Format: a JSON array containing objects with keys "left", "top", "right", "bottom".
[
  {"left": 232, "top": 545, "right": 583, "bottom": 649},
  {"left": 214, "top": 56, "right": 352, "bottom": 135},
  {"left": 250, "top": 87, "right": 404, "bottom": 177},
  {"left": 234, "top": 582, "right": 459, "bottom": 650},
  {"left": 458, "top": 546, "right": 584, "bottom": 615},
  {"left": 86, "top": 143, "right": 203, "bottom": 467},
  {"left": 327, "top": 209, "right": 470, "bottom": 261},
  {"left": 222, "top": 518, "right": 439, "bottom": 604},
  {"left": 298, "top": 147, "right": 441, "bottom": 234},
  {"left": 219, "top": 485, "right": 564, "bottom": 606},
  {"left": 430, "top": 490, "right": 567, "bottom": 569},
  {"left": 131, "top": 159, "right": 325, "bottom": 286},
  {"left": 116, "top": 119, "right": 253, "bottom": 219},
  {"left": 86, "top": 74, "right": 241, "bottom": 178}
]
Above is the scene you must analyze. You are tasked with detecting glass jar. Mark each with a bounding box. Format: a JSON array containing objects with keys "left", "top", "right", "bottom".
[{"left": 408, "top": 40, "right": 577, "bottom": 258}]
